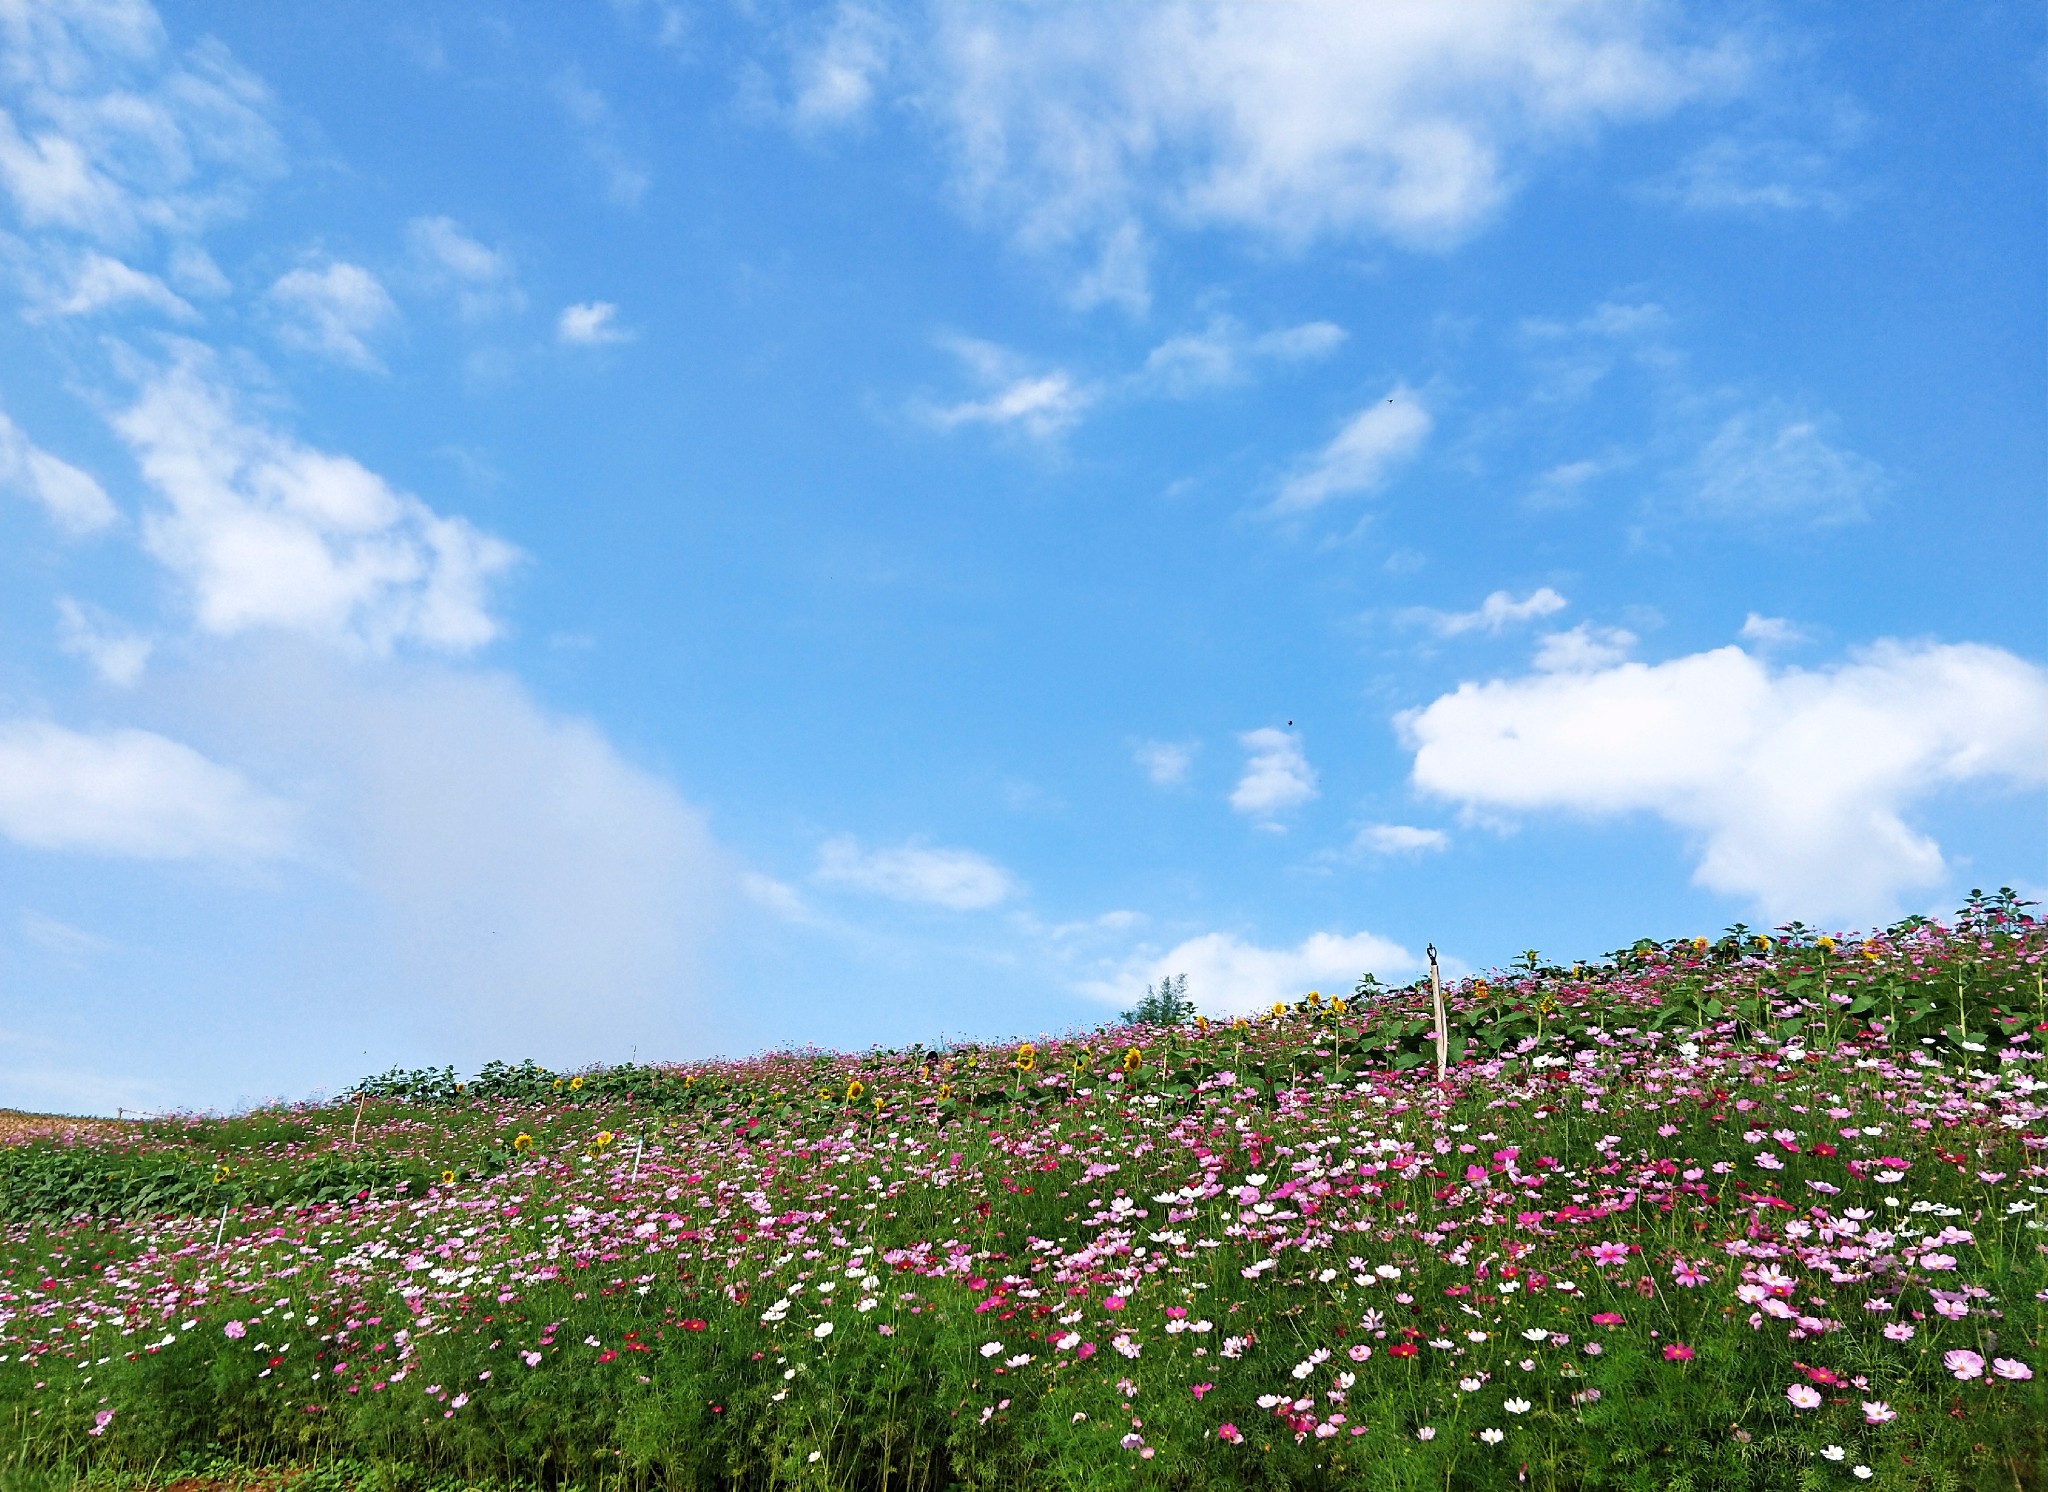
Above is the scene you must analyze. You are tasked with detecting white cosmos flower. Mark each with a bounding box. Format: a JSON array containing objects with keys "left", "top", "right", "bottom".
[
  {"left": 1504, "top": 1398, "right": 1532, "bottom": 1414},
  {"left": 1480, "top": 1428, "right": 1505, "bottom": 1444}
]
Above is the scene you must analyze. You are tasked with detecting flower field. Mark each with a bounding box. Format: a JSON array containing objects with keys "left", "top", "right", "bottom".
[{"left": 2, "top": 899, "right": 2043, "bottom": 1491}]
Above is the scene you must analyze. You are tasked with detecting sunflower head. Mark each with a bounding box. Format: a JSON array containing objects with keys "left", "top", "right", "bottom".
[
  {"left": 569, "top": 1075, "right": 585, "bottom": 1091},
  {"left": 513, "top": 1133, "right": 534, "bottom": 1153},
  {"left": 937, "top": 1082, "right": 953, "bottom": 1100},
  {"left": 1194, "top": 1015, "right": 1209, "bottom": 1031},
  {"left": 1121, "top": 1046, "right": 1142, "bottom": 1073},
  {"left": 1330, "top": 998, "right": 1346, "bottom": 1015},
  {"left": 1015, "top": 1053, "right": 1035, "bottom": 1072},
  {"left": 595, "top": 1130, "right": 614, "bottom": 1149},
  {"left": 1817, "top": 935, "right": 1836, "bottom": 953},
  {"left": 1306, "top": 991, "right": 1322, "bottom": 1006},
  {"left": 845, "top": 1078, "right": 865, "bottom": 1102},
  {"left": 213, "top": 1165, "right": 232, "bottom": 1184},
  {"left": 440, "top": 1169, "right": 455, "bottom": 1185}
]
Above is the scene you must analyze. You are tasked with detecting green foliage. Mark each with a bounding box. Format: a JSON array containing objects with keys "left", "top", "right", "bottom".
[{"left": 1122, "top": 972, "right": 1194, "bottom": 1027}]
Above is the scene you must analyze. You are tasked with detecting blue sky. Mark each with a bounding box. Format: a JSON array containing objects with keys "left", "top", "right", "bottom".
[{"left": 1, "top": 0, "right": 2043, "bottom": 1115}]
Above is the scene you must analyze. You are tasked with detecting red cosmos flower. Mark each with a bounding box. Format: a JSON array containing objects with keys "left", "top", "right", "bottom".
[
  {"left": 1387, "top": 1342, "right": 1418, "bottom": 1358},
  {"left": 596, "top": 1349, "right": 619, "bottom": 1364},
  {"left": 680, "top": 1319, "right": 707, "bottom": 1331}
]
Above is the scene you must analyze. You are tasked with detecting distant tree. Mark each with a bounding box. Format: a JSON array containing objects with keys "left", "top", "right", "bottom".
[{"left": 1123, "top": 973, "right": 1194, "bottom": 1026}]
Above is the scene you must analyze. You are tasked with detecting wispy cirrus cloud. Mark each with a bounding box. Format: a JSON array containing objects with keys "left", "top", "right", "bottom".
[
  {"left": 816, "top": 835, "right": 1017, "bottom": 910},
  {"left": 1275, "top": 385, "right": 1431, "bottom": 512}
]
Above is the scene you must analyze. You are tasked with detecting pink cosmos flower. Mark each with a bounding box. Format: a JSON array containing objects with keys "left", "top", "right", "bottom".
[
  {"left": 1670, "top": 1260, "right": 1709, "bottom": 1287},
  {"left": 222, "top": 1320, "right": 247, "bottom": 1340},
  {"left": 1590, "top": 1312, "right": 1625, "bottom": 1326},
  {"left": 89, "top": 1410, "right": 113, "bottom": 1437},
  {"left": 1190, "top": 1382, "right": 1214, "bottom": 1400},
  {"left": 1663, "top": 1343, "right": 1694, "bottom": 1361},
  {"left": 1589, "top": 1242, "right": 1629, "bottom": 1266},
  {"left": 1862, "top": 1400, "right": 1896, "bottom": 1425},
  {"left": 1944, "top": 1349, "right": 1985, "bottom": 1381},
  {"left": 1347, "top": 1344, "right": 1371, "bottom": 1361},
  {"left": 1217, "top": 1423, "right": 1243, "bottom": 1443},
  {"left": 1787, "top": 1384, "right": 1822, "bottom": 1410},
  {"left": 1991, "top": 1358, "right": 2032, "bottom": 1382},
  {"left": 1882, "top": 1322, "right": 1914, "bottom": 1342}
]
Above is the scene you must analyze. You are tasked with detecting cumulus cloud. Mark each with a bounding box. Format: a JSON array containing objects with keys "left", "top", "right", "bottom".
[
  {"left": 268, "top": 260, "right": 398, "bottom": 368},
  {"left": 1400, "top": 639, "right": 2048, "bottom": 924},
  {"left": 1355, "top": 823, "right": 1448, "bottom": 855},
  {"left": 1406, "top": 586, "right": 1568, "bottom": 638},
  {"left": 1276, "top": 386, "right": 1431, "bottom": 511},
  {"left": 0, "top": 408, "right": 118, "bottom": 534},
  {"left": 1133, "top": 739, "right": 1194, "bottom": 788},
  {"left": 816, "top": 836, "right": 1016, "bottom": 909},
  {"left": 112, "top": 350, "right": 520, "bottom": 653},
  {"left": 920, "top": 0, "right": 1737, "bottom": 285},
  {"left": 1532, "top": 622, "right": 1636, "bottom": 672},
  {"left": 557, "top": 301, "right": 632, "bottom": 345},
  {"left": 1691, "top": 409, "right": 1883, "bottom": 527},
  {"left": 0, "top": 717, "right": 290, "bottom": 860},
  {"left": 1230, "top": 728, "right": 1317, "bottom": 822},
  {"left": 1740, "top": 612, "right": 1806, "bottom": 648},
  {"left": 1082, "top": 928, "right": 1417, "bottom": 1018}
]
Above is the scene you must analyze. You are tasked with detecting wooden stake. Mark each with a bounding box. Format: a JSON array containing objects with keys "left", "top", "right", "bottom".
[
  {"left": 213, "top": 1203, "right": 229, "bottom": 1252},
  {"left": 351, "top": 1091, "right": 366, "bottom": 1147},
  {"left": 1428, "top": 944, "right": 1448, "bottom": 1084}
]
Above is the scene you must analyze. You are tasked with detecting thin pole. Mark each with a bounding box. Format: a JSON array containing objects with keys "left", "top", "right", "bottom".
[
  {"left": 213, "top": 1203, "right": 229, "bottom": 1252},
  {"left": 630, "top": 1136, "right": 644, "bottom": 1184},
  {"left": 1428, "top": 944, "right": 1448, "bottom": 1084},
  {"left": 351, "top": 1092, "right": 366, "bottom": 1147}
]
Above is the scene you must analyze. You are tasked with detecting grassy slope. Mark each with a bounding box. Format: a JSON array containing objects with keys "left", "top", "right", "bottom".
[{"left": 1, "top": 904, "right": 2044, "bottom": 1491}]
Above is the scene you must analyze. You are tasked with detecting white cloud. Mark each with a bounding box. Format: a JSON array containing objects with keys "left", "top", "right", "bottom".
[
  {"left": 1408, "top": 586, "right": 1568, "bottom": 638},
  {"left": 1355, "top": 822, "right": 1448, "bottom": 855},
  {"left": 740, "top": 871, "right": 810, "bottom": 920},
  {"left": 791, "top": 4, "right": 895, "bottom": 129},
  {"left": 1139, "top": 316, "right": 1346, "bottom": 396},
  {"left": 1692, "top": 409, "right": 1882, "bottom": 526},
  {"left": 1400, "top": 638, "right": 2048, "bottom": 925},
  {"left": 0, "top": 1, "right": 282, "bottom": 246},
  {"left": 1659, "top": 134, "right": 1846, "bottom": 214},
  {"left": 0, "top": 408, "right": 118, "bottom": 534},
  {"left": 1082, "top": 928, "right": 1417, "bottom": 1018},
  {"left": 195, "top": 649, "right": 730, "bottom": 1061},
  {"left": 1740, "top": 612, "right": 1806, "bottom": 648},
  {"left": 1275, "top": 385, "right": 1431, "bottom": 511},
  {"left": 555, "top": 71, "right": 651, "bottom": 206},
  {"left": 815, "top": 835, "right": 1016, "bottom": 909},
  {"left": 38, "top": 249, "right": 194, "bottom": 319},
  {"left": 1133, "top": 739, "right": 1194, "bottom": 788},
  {"left": 56, "top": 597, "right": 152, "bottom": 686},
  {"left": 922, "top": 0, "right": 1738, "bottom": 281},
  {"left": 112, "top": 348, "right": 520, "bottom": 652},
  {"left": 923, "top": 337, "right": 1091, "bottom": 439},
  {"left": 1532, "top": 622, "right": 1636, "bottom": 672},
  {"left": 557, "top": 300, "right": 632, "bottom": 345},
  {"left": 1230, "top": 727, "right": 1317, "bottom": 821},
  {"left": 268, "top": 260, "right": 398, "bottom": 368},
  {"left": 0, "top": 717, "right": 290, "bottom": 860},
  {"left": 405, "top": 216, "right": 523, "bottom": 320}
]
